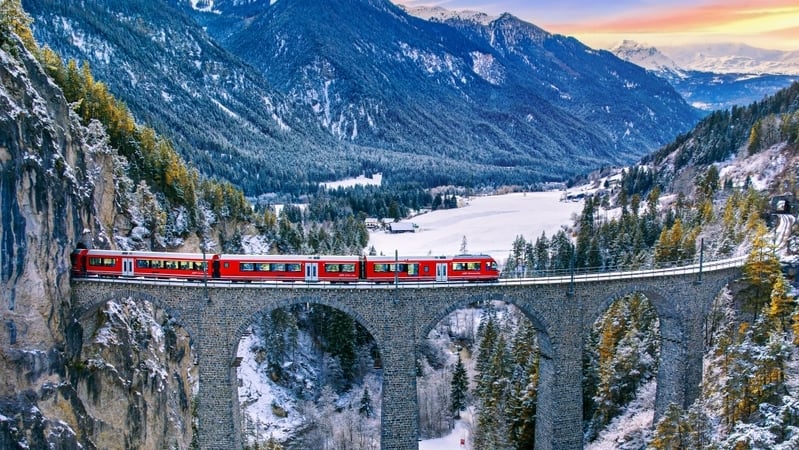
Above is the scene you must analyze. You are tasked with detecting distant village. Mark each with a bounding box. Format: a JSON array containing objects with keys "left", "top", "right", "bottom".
[{"left": 364, "top": 217, "right": 418, "bottom": 234}]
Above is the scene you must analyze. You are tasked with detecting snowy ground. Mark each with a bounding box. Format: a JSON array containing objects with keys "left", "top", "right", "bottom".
[
  {"left": 367, "top": 191, "right": 584, "bottom": 264},
  {"left": 420, "top": 409, "right": 474, "bottom": 450},
  {"left": 585, "top": 380, "right": 656, "bottom": 450},
  {"left": 237, "top": 332, "right": 305, "bottom": 443},
  {"left": 320, "top": 173, "right": 383, "bottom": 190}
]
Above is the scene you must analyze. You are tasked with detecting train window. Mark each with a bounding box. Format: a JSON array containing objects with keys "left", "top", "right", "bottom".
[
  {"left": 287, "top": 264, "right": 301, "bottom": 272},
  {"left": 136, "top": 260, "right": 149, "bottom": 268},
  {"left": 165, "top": 261, "right": 177, "bottom": 269},
  {"left": 240, "top": 263, "right": 254, "bottom": 272},
  {"left": 179, "top": 261, "right": 191, "bottom": 270},
  {"left": 325, "top": 264, "right": 340, "bottom": 273},
  {"left": 341, "top": 264, "right": 356, "bottom": 273},
  {"left": 151, "top": 260, "right": 163, "bottom": 269},
  {"left": 257, "top": 263, "right": 270, "bottom": 271},
  {"left": 452, "top": 262, "right": 464, "bottom": 271},
  {"left": 374, "top": 264, "right": 388, "bottom": 273},
  {"left": 466, "top": 262, "right": 481, "bottom": 271},
  {"left": 89, "top": 257, "right": 117, "bottom": 267},
  {"left": 487, "top": 261, "right": 498, "bottom": 271},
  {"left": 408, "top": 264, "right": 419, "bottom": 276},
  {"left": 271, "top": 263, "right": 286, "bottom": 272}
]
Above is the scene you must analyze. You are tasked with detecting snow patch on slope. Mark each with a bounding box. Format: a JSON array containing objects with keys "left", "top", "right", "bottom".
[{"left": 401, "top": 5, "right": 497, "bottom": 25}]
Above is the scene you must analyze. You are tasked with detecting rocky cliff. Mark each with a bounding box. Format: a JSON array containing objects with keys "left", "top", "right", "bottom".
[{"left": 1, "top": 33, "right": 196, "bottom": 448}]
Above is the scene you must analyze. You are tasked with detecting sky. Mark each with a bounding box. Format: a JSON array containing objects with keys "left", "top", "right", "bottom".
[{"left": 393, "top": 0, "right": 799, "bottom": 51}]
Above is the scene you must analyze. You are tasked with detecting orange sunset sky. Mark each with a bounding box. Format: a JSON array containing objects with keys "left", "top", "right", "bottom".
[{"left": 394, "top": 0, "right": 799, "bottom": 51}]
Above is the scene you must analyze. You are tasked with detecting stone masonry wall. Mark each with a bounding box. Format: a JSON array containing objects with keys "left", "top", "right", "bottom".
[{"left": 71, "top": 266, "right": 739, "bottom": 450}]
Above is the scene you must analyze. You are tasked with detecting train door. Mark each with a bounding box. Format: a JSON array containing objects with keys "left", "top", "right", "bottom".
[
  {"left": 122, "top": 258, "right": 135, "bottom": 277},
  {"left": 305, "top": 263, "right": 319, "bottom": 282},
  {"left": 436, "top": 263, "right": 448, "bottom": 282}
]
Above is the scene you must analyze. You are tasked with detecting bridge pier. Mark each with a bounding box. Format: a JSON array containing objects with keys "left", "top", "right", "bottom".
[
  {"left": 653, "top": 284, "right": 714, "bottom": 422},
  {"left": 196, "top": 298, "right": 242, "bottom": 450},
  {"left": 377, "top": 290, "right": 422, "bottom": 450},
  {"left": 537, "top": 315, "right": 584, "bottom": 450},
  {"left": 380, "top": 334, "right": 420, "bottom": 450}
]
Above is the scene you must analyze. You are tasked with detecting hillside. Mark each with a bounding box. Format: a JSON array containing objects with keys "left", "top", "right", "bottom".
[
  {"left": 0, "top": 23, "right": 199, "bottom": 448},
  {"left": 646, "top": 81, "right": 799, "bottom": 194},
  {"left": 24, "top": 0, "right": 700, "bottom": 194}
]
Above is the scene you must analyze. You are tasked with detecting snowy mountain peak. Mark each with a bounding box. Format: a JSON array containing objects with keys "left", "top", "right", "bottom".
[
  {"left": 611, "top": 40, "right": 684, "bottom": 77},
  {"left": 401, "top": 5, "right": 498, "bottom": 25},
  {"left": 659, "top": 42, "right": 799, "bottom": 75}
]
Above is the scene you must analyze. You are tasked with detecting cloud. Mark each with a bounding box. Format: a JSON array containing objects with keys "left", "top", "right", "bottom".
[{"left": 549, "top": 0, "right": 799, "bottom": 36}]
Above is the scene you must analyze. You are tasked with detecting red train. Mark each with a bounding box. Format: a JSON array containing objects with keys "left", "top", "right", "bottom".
[{"left": 70, "top": 249, "right": 500, "bottom": 283}]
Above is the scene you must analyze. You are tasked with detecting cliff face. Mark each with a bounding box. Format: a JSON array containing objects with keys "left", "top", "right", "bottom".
[{"left": 1, "top": 35, "right": 196, "bottom": 448}]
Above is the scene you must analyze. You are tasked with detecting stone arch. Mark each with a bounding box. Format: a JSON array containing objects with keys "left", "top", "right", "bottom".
[
  {"left": 586, "top": 284, "right": 671, "bottom": 337},
  {"left": 418, "top": 291, "right": 555, "bottom": 358},
  {"left": 584, "top": 283, "right": 682, "bottom": 431},
  {"left": 226, "top": 292, "right": 387, "bottom": 447},
  {"left": 229, "top": 293, "right": 386, "bottom": 364},
  {"left": 417, "top": 290, "right": 558, "bottom": 450}
]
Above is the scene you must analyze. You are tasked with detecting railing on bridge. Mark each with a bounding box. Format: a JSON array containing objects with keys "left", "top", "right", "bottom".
[
  {"left": 499, "top": 255, "right": 746, "bottom": 285},
  {"left": 71, "top": 254, "right": 747, "bottom": 290}
]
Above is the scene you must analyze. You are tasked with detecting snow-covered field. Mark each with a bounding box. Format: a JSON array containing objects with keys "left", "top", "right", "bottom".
[
  {"left": 320, "top": 173, "right": 383, "bottom": 189},
  {"left": 367, "top": 191, "right": 584, "bottom": 264},
  {"left": 420, "top": 412, "right": 473, "bottom": 450}
]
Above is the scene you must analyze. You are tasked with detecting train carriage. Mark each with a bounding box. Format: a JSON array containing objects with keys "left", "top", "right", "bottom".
[
  {"left": 72, "top": 249, "right": 500, "bottom": 283},
  {"left": 448, "top": 254, "right": 500, "bottom": 282},
  {"left": 363, "top": 254, "right": 499, "bottom": 282},
  {"left": 216, "top": 254, "right": 361, "bottom": 282},
  {"left": 71, "top": 249, "right": 209, "bottom": 279}
]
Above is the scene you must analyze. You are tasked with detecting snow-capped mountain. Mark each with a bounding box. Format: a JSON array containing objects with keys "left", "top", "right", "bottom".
[
  {"left": 611, "top": 40, "right": 685, "bottom": 78},
  {"left": 25, "top": 0, "right": 699, "bottom": 194},
  {"left": 612, "top": 40, "right": 798, "bottom": 111},
  {"left": 400, "top": 5, "right": 497, "bottom": 25},
  {"left": 661, "top": 43, "right": 799, "bottom": 76}
]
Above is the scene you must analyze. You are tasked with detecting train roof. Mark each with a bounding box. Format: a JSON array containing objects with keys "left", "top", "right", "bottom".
[
  {"left": 76, "top": 250, "right": 493, "bottom": 262},
  {"left": 217, "top": 254, "right": 361, "bottom": 262},
  {"left": 366, "top": 254, "right": 494, "bottom": 261},
  {"left": 81, "top": 249, "right": 206, "bottom": 259}
]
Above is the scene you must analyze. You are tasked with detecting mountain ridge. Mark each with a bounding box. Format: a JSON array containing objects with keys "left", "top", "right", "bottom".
[
  {"left": 188, "top": 0, "right": 700, "bottom": 169},
  {"left": 25, "top": 0, "right": 700, "bottom": 194},
  {"left": 612, "top": 40, "right": 798, "bottom": 111}
]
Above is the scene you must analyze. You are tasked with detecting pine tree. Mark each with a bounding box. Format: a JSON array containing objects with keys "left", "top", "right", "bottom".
[
  {"left": 508, "top": 321, "right": 538, "bottom": 449},
  {"left": 767, "top": 273, "right": 794, "bottom": 333},
  {"left": 358, "top": 387, "right": 374, "bottom": 419},
  {"left": 450, "top": 354, "right": 468, "bottom": 419},
  {"left": 742, "top": 223, "right": 782, "bottom": 317},
  {"left": 792, "top": 306, "right": 799, "bottom": 346},
  {"left": 0, "top": 0, "right": 37, "bottom": 52},
  {"left": 649, "top": 403, "right": 686, "bottom": 450}
]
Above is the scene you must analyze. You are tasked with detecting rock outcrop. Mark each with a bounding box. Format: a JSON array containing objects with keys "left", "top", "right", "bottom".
[{"left": 1, "top": 33, "right": 196, "bottom": 448}]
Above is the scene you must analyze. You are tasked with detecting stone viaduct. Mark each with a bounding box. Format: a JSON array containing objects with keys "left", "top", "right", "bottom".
[{"left": 70, "top": 260, "right": 742, "bottom": 450}]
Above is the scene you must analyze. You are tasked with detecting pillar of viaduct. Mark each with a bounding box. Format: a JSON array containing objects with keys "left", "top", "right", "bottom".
[{"left": 70, "top": 266, "right": 738, "bottom": 450}]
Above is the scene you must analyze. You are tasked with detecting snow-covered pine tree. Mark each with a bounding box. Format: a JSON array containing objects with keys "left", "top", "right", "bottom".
[
  {"left": 450, "top": 354, "right": 468, "bottom": 419},
  {"left": 359, "top": 387, "right": 374, "bottom": 419}
]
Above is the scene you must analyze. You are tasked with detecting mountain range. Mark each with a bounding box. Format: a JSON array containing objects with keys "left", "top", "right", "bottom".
[
  {"left": 23, "top": 0, "right": 700, "bottom": 195},
  {"left": 612, "top": 40, "right": 798, "bottom": 111}
]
